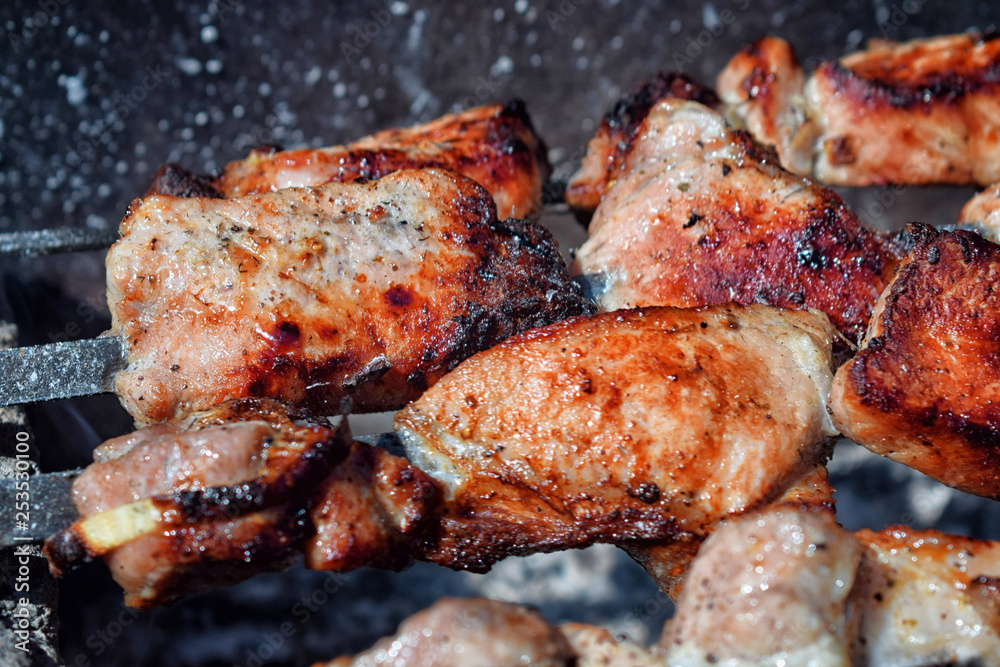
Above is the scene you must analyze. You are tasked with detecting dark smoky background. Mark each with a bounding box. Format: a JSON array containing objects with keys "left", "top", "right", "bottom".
[{"left": 1, "top": 1, "right": 1000, "bottom": 665}]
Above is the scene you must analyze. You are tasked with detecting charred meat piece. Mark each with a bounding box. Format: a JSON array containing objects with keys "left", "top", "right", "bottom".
[
  {"left": 44, "top": 399, "right": 347, "bottom": 608},
  {"left": 830, "top": 224, "right": 1000, "bottom": 499},
  {"left": 564, "top": 72, "right": 719, "bottom": 214},
  {"left": 661, "top": 506, "right": 1000, "bottom": 665},
  {"left": 317, "top": 598, "right": 576, "bottom": 667},
  {"left": 395, "top": 304, "right": 839, "bottom": 574},
  {"left": 719, "top": 33, "right": 1000, "bottom": 186},
  {"left": 150, "top": 102, "right": 550, "bottom": 219},
  {"left": 304, "top": 441, "right": 438, "bottom": 572},
  {"left": 570, "top": 98, "right": 898, "bottom": 345},
  {"left": 108, "top": 168, "right": 592, "bottom": 425}
]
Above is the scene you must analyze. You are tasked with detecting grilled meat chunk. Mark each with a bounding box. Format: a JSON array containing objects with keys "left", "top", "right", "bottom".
[
  {"left": 150, "top": 102, "right": 550, "bottom": 219},
  {"left": 305, "top": 441, "right": 438, "bottom": 572},
  {"left": 318, "top": 598, "right": 576, "bottom": 667},
  {"left": 661, "top": 506, "right": 1000, "bottom": 665},
  {"left": 395, "top": 304, "right": 838, "bottom": 573},
  {"left": 717, "top": 36, "right": 812, "bottom": 175},
  {"left": 108, "top": 168, "right": 592, "bottom": 425},
  {"left": 853, "top": 526, "right": 1000, "bottom": 665},
  {"left": 44, "top": 399, "right": 347, "bottom": 608},
  {"left": 564, "top": 72, "right": 719, "bottom": 214},
  {"left": 719, "top": 33, "right": 1000, "bottom": 186},
  {"left": 661, "top": 507, "right": 859, "bottom": 666},
  {"left": 570, "top": 98, "right": 898, "bottom": 344},
  {"left": 830, "top": 224, "right": 1000, "bottom": 499}
]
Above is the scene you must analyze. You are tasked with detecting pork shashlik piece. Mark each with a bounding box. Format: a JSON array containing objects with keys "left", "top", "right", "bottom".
[
  {"left": 719, "top": 33, "right": 1000, "bottom": 186},
  {"left": 322, "top": 506, "right": 1000, "bottom": 666},
  {"left": 106, "top": 167, "right": 591, "bottom": 424},
  {"left": 568, "top": 93, "right": 900, "bottom": 345},
  {"left": 147, "top": 101, "right": 550, "bottom": 220},
  {"left": 44, "top": 398, "right": 350, "bottom": 608},
  {"left": 43, "top": 303, "right": 838, "bottom": 607},
  {"left": 316, "top": 597, "right": 663, "bottom": 667},
  {"left": 392, "top": 303, "right": 839, "bottom": 577},
  {"left": 662, "top": 505, "right": 1000, "bottom": 665},
  {"left": 563, "top": 72, "right": 720, "bottom": 213},
  {"left": 830, "top": 224, "right": 1000, "bottom": 499}
]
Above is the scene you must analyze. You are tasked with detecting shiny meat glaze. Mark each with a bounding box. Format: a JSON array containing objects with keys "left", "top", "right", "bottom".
[
  {"left": 660, "top": 507, "right": 860, "bottom": 666},
  {"left": 660, "top": 507, "right": 1000, "bottom": 665},
  {"left": 571, "top": 99, "right": 898, "bottom": 345},
  {"left": 830, "top": 224, "right": 1000, "bottom": 499},
  {"left": 205, "top": 101, "right": 550, "bottom": 219},
  {"left": 564, "top": 72, "right": 719, "bottom": 214},
  {"left": 958, "top": 182, "right": 1000, "bottom": 242},
  {"left": 108, "top": 168, "right": 592, "bottom": 425},
  {"left": 317, "top": 598, "right": 575, "bottom": 667},
  {"left": 624, "top": 461, "right": 836, "bottom": 597},
  {"left": 305, "top": 442, "right": 438, "bottom": 572},
  {"left": 853, "top": 526, "right": 1000, "bottom": 665},
  {"left": 718, "top": 33, "right": 1000, "bottom": 186},
  {"left": 48, "top": 399, "right": 346, "bottom": 608},
  {"left": 395, "top": 304, "right": 838, "bottom": 572},
  {"left": 717, "top": 36, "right": 812, "bottom": 175}
]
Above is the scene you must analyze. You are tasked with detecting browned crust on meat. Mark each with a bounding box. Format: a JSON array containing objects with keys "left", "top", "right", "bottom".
[
  {"left": 305, "top": 443, "right": 439, "bottom": 572},
  {"left": 45, "top": 399, "right": 349, "bottom": 579},
  {"left": 831, "top": 223, "right": 1000, "bottom": 498},
  {"left": 565, "top": 72, "right": 719, "bottom": 214},
  {"left": 209, "top": 101, "right": 550, "bottom": 218},
  {"left": 828, "top": 33, "right": 1000, "bottom": 108},
  {"left": 809, "top": 33, "right": 1000, "bottom": 186},
  {"left": 110, "top": 170, "right": 594, "bottom": 423},
  {"left": 145, "top": 163, "right": 223, "bottom": 198}
]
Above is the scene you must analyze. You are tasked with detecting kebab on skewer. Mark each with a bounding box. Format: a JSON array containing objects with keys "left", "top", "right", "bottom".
[
  {"left": 830, "top": 224, "right": 1000, "bottom": 499},
  {"left": 319, "top": 504, "right": 1000, "bottom": 666},
  {"left": 148, "top": 100, "right": 551, "bottom": 221},
  {"left": 0, "top": 168, "right": 592, "bottom": 423},
  {"left": 30, "top": 302, "right": 839, "bottom": 608},
  {"left": 718, "top": 32, "right": 1000, "bottom": 186},
  {"left": 565, "top": 80, "right": 901, "bottom": 346}
]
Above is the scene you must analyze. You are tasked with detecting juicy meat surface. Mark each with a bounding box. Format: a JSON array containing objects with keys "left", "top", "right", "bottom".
[
  {"left": 179, "top": 102, "right": 549, "bottom": 219},
  {"left": 108, "top": 168, "right": 592, "bottom": 425},
  {"left": 570, "top": 98, "right": 898, "bottom": 345},
  {"left": 830, "top": 224, "right": 1000, "bottom": 499},
  {"left": 660, "top": 506, "right": 1000, "bottom": 665},
  {"left": 564, "top": 72, "right": 720, "bottom": 213},
  {"left": 718, "top": 33, "right": 1000, "bottom": 186},
  {"left": 660, "top": 507, "right": 860, "bottom": 666},
  {"left": 318, "top": 598, "right": 576, "bottom": 667},
  {"left": 395, "top": 304, "right": 838, "bottom": 572},
  {"left": 853, "top": 526, "right": 1000, "bottom": 665},
  {"left": 48, "top": 399, "right": 345, "bottom": 608}
]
